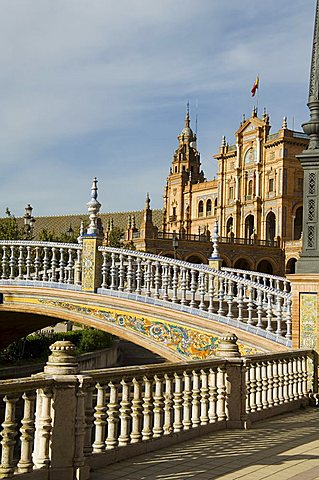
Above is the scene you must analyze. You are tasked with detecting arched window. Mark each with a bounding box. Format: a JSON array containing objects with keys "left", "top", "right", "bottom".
[
  {"left": 248, "top": 180, "right": 253, "bottom": 196},
  {"left": 206, "top": 199, "right": 212, "bottom": 216},
  {"left": 245, "top": 215, "right": 254, "bottom": 239},
  {"left": 266, "top": 211, "right": 276, "bottom": 243},
  {"left": 226, "top": 217, "right": 233, "bottom": 235},
  {"left": 198, "top": 201, "right": 204, "bottom": 217},
  {"left": 214, "top": 198, "right": 218, "bottom": 215},
  {"left": 294, "top": 207, "right": 303, "bottom": 240}
]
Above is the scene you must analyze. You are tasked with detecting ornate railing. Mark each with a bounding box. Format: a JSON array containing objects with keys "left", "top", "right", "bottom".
[
  {"left": 0, "top": 342, "right": 316, "bottom": 479},
  {"left": 0, "top": 241, "right": 293, "bottom": 341},
  {"left": 222, "top": 267, "right": 291, "bottom": 293},
  {"left": 99, "top": 247, "right": 292, "bottom": 339},
  {"left": 0, "top": 240, "right": 81, "bottom": 285}
]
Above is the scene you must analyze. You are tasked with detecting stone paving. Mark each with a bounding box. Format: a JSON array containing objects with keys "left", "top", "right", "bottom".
[{"left": 90, "top": 408, "right": 319, "bottom": 480}]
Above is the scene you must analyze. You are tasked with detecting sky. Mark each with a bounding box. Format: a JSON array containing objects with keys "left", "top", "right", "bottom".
[{"left": 0, "top": 0, "right": 315, "bottom": 217}]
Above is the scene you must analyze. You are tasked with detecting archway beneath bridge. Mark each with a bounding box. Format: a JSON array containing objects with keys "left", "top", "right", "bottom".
[
  {"left": 0, "top": 311, "right": 58, "bottom": 350},
  {"left": 0, "top": 286, "right": 289, "bottom": 360}
]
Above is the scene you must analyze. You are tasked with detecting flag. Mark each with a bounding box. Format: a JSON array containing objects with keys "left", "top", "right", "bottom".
[{"left": 251, "top": 76, "right": 259, "bottom": 97}]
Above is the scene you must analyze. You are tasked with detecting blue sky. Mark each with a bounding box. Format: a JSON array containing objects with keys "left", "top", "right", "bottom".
[{"left": 0, "top": 0, "right": 315, "bottom": 216}]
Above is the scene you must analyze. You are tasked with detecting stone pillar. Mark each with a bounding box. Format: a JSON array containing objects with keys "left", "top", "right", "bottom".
[
  {"left": 216, "top": 333, "right": 246, "bottom": 429},
  {"left": 81, "top": 177, "right": 103, "bottom": 292},
  {"left": 35, "top": 341, "right": 89, "bottom": 480},
  {"left": 216, "top": 333, "right": 241, "bottom": 359},
  {"left": 287, "top": 275, "right": 319, "bottom": 351},
  {"left": 81, "top": 235, "right": 103, "bottom": 292},
  {"left": 289, "top": 1, "right": 319, "bottom": 353}
]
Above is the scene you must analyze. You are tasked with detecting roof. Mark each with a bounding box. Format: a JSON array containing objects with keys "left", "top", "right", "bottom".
[{"left": 13, "top": 209, "right": 163, "bottom": 238}]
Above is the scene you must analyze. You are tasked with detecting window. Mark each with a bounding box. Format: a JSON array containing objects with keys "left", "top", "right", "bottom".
[
  {"left": 214, "top": 198, "right": 218, "bottom": 215},
  {"left": 174, "top": 166, "right": 178, "bottom": 173},
  {"left": 248, "top": 180, "right": 253, "bottom": 196},
  {"left": 198, "top": 201, "right": 204, "bottom": 217},
  {"left": 269, "top": 178, "right": 274, "bottom": 192},
  {"left": 283, "top": 169, "right": 287, "bottom": 195},
  {"left": 206, "top": 199, "right": 212, "bottom": 216},
  {"left": 229, "top": 186, "right": 234, "bottom": 200},
  {"left": 172, "top": 207, "right": 176, "bottom": 217}
]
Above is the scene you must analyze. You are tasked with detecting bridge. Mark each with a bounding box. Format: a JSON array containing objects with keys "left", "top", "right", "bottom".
[{"left": 0, "top": 239, "right": 292, "bottom": 359}]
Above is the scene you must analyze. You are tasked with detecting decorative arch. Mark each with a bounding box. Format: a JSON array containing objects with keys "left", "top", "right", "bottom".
[
  {"left": 256, "top": 259, "right": 274, "bottom": 275},
  {"left": 233, "top": 257, "right": 253, "bottom": 271},
  {"left": 206, "top": 199, "right": 212, "bottom": 216},
  {"left": 244, "top": 147, "right": 257, "bottom": 165},
  {"left": 198, "top": 200, "right": 204, "bottom": 218},
  {"left": 286, "top": 257, "right": 298, "bottom": 274},
  {"left": 245, "top": 214, "right": 254, "bottom": 239},
  {"left": 184, "top": 253, "right": 208, "bottom": 264},
  {"left": 266, "top": 211, "right": 276, "bottom": 243},
  {"left": 226, "top": 217, "right": 233, "bottom": 235}
]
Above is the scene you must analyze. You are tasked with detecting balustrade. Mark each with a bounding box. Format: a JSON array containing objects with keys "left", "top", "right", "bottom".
[
  {"left": 0, "top": 241, "right": 81, "bottom": 287},
  {"left": 0, "top": 348, "right": 315, "bottom": 479},
  {"left": 98, "top": 247, "right": 292, "bottom": 340},
  {"left": 0, "top": 241, "right": 293, "bottom": 341}
]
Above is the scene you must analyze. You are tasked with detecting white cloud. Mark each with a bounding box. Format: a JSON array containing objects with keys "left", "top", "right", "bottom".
[{"left": 0, "top": 0, "right": 315, "bottom": 216}]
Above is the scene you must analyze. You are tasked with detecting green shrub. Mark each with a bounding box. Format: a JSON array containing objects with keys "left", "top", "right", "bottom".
[{"left": 0, "top": 329, "right": 113, "bottom": 365}]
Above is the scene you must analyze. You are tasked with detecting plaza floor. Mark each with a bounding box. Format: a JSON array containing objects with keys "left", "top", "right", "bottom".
[{"left": 90, "top": 408, "right": 319, "bottom": 480}]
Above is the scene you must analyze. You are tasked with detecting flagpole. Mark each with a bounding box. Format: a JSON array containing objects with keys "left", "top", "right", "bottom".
[{"left": 256, "top": 74, "right": 260, "bottom": 115}]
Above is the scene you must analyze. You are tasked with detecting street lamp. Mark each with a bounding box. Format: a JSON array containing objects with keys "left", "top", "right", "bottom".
[
  {"left": 24, "top": 204, "right": 35, "bottom": 238},
  {"left": 172, "top": 234, "right": 179, "bottom": 259},
  {"left": 66, "top": 224, "right": 74, "bottom": 239}
]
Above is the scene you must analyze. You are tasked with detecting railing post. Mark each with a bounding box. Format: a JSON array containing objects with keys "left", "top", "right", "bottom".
[
  {"left": 81, "top": 236, "right": 103, "bottom": 292},
  {"left": 81, "top": 177, "right": 103, "bottom": 292},
  {"left": 35, "top": 341, "right": 89, "bottom": 480},
  {"left": 216, "top": 333, "right": 247, "bottom": 429}
]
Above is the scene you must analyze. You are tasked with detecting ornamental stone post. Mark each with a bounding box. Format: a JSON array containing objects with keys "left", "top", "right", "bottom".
[
  {"left": 216, "top": 333, "right": 247, "bottom": 428},
  {"left": 288, "top": 0, "right": 319, "bottom": 352},
  {"left": 34, "top": 341, "right": 89, "bottom": 480},
  {"left": 81, "top": 178, "right": 104, "bottom": 292}
]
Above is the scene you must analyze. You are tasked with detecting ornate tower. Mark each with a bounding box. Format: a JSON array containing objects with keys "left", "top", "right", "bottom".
[
  {"left": 163, "top": 106, "right": 204, "bottom": 233},
  {"left": 297, "top": 0, "right": 319, "bottom": 273}
]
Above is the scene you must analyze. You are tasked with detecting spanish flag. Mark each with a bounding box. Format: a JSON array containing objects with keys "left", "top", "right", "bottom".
[{"left": 251, "top": 76, "right": 259, "bottom": 97}]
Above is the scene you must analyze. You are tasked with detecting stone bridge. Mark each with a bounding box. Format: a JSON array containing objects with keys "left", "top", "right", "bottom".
[{"left": 0, "top": 239, "right": 292, "bottom": 360}]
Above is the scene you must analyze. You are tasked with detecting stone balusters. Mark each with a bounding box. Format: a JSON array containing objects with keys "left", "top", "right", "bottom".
[
  {"left": 0, "top": 394, "right": 19, "bottom": 478},
  {"left": 16, "top": 391, "right": 36, "bottom": 474}
]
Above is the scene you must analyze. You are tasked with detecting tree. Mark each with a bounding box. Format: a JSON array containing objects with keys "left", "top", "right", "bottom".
[
  {"left": 38, "top": 228, "right": 79, "bottom": 244},
  {"left": 0, "top": 209, "right": 25, "bottom": 240}
]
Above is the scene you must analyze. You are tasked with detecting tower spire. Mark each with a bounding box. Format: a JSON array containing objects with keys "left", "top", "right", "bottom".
[
  {"left": 303, "top": 0, "right": 319, "bottom": 149},
  {"left": 185, "top": 101, "right": 190, "bottom": 128}
]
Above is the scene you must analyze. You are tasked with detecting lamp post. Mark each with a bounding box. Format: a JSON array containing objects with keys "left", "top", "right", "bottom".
[
  {"left": 172, "top": 234, "right": 179, "bottom": 259},
  {"left": 66, "top": 224, "right": 74, "bottom": 240},
  {"left": 23, "top": 204, "right": 35, "bottom": 239}
]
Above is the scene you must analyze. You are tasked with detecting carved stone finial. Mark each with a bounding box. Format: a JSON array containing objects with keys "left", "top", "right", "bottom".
[
  {"left": 127, "top": 215, "right": 132, "bottom": 229},
  {"left": 303, "top": 0, "right": 319, "bottom": 149},
  {"left": 221, "top": 135, "right": 226, "bottom": 147},
  {"left": 282, "top": 116, "right": 288, "bottom": 129},
  {"left": 145, "top": 192, "right": 150, "bottom": 210},
  {"left": 132, "top": 215, "right": 136, "bottom": 229},
  {"left": 210, "top": 220, "right": 220, "bottom": 259},
  {"left": 86, "top": 177, "right": 102, "bottom": 235},
  {"left": 44, "top": 341, "right": 79, "bottom": 375},
  {"left": 216, "top": 333, "right": 241, "bottom": 358},
  {"left": 242, "top": 113, "right": 246, "bottom": 124}
]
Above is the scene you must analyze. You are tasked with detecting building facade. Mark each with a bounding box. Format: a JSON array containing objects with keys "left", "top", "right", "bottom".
[
  {"left": 160, "top": 108, "right": 307, "bottom": 274},
  {"left": 13, "top": 108, "right": 308, "bottom": 275}
]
